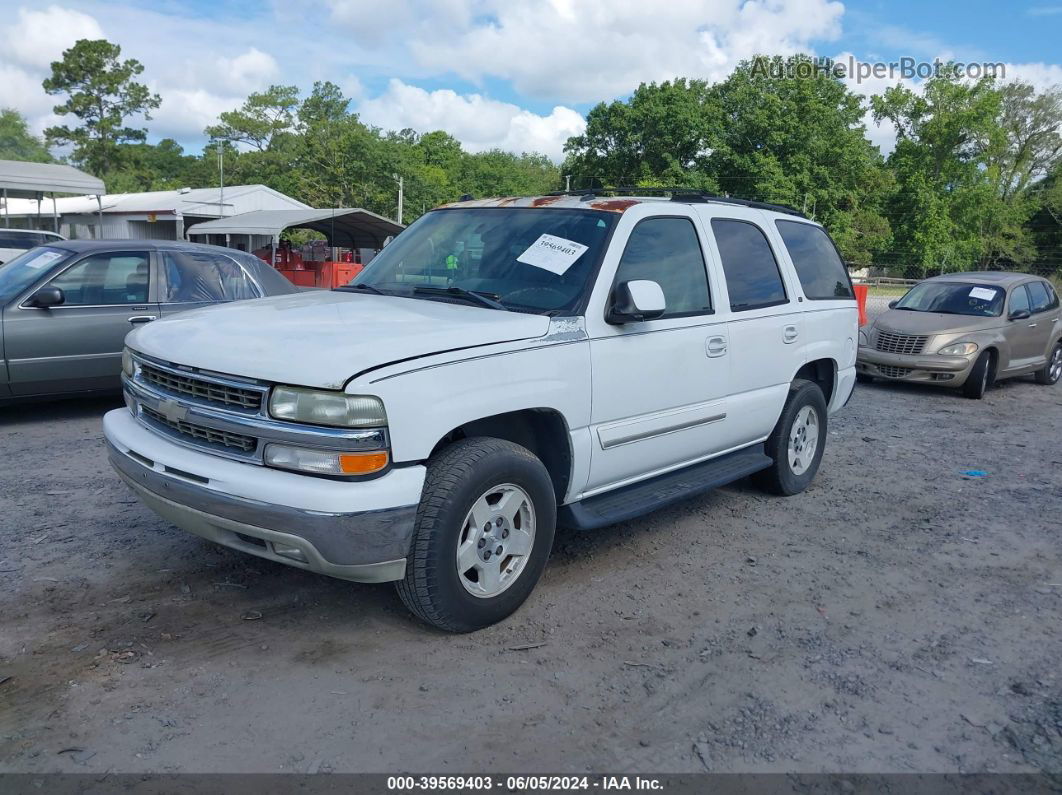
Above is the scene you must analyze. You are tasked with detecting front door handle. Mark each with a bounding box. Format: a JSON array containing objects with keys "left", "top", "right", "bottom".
[
  {"left": 1028, "top": 323, "right": 1038, "bottom": 328},
  {"left": 128, "top": 315, "right": 157, "bottom": 324},
  {"left": 706, "top": 335, "right": 728, "bottom": 358},
  {"left": 783, "top": 325, "right": 799, "bottom": 343}
]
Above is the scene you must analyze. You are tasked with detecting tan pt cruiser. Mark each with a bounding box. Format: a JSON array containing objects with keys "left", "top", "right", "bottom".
[{"left": 857, "top": 272, "right": 1062, "bottom": 399}]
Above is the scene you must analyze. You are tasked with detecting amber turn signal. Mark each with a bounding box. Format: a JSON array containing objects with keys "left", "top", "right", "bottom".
[{"left": 338, "top": 451, "right": 390, "bottom": 475}]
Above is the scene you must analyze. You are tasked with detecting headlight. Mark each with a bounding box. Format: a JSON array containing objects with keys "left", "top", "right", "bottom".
[
  {"left": 858, "top": 329, "right": 869, "bottom": 346},
  {"left": 938, "top": 342, "right": 979, "bottom": 356},
  {"left": 269, "top": 386, "right": 386, "bottom": 428},
  {"left": 263, "top": 443, "right": 389, "bottom": 476},
  {"left": 122, "top": 348, "right": 135, "bottom": 377}
]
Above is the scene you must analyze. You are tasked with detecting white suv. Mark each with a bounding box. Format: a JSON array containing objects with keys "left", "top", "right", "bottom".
[{"left": 104, "top": 191, "right": 857, "bottom": 631}]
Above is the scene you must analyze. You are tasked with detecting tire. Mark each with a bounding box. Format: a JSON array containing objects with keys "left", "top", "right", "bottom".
[
  {"left": 962, "top": 350, "right": 994, "bottom": 399},
  {"left": 396, "top": 437, "right": 556, "bottom": 633},
  {"left": 754, "top": 379, "right": 828, "bottom": 496},
  {"left": 1034, "top": 341, "right": 1062, "bottom": 386},
  {"left": 856, "top": 372, "right": 875, "bottom": 384}
]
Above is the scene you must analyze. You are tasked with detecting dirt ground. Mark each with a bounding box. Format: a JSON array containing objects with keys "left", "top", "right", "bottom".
[{"left": 1, "top": 377, "right": 1061, "bottom": 775}]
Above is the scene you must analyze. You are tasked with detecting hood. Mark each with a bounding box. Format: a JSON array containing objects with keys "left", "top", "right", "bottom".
[
  {"left": 129, "top": 291, "right": 551, "bottom": 389},
  {"left": 873, "top": 309, "right": 1002, "bottom": 337}
]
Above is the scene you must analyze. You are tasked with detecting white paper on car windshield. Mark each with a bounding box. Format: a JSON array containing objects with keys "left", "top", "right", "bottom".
[
  {"left": 517, "top": 234, "right": 589, "bottom": 276},
  {"left": 969, "top": 287, "right": 997, "bottom": 301},
  {"left": 24, "top": 250, "right": 64, "bottom": 270}
]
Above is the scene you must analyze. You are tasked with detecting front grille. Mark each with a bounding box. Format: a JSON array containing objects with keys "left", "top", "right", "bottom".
[
  {"left": 878, "top": 365, "right": 913, "bottom": 378},
  {"left": 141, "top": 363, "right": 262, "bottom": 411},
  {"left": 875, "top": 331, "right": 928, "bottom": 355},
  {"left": 141, "top": 406, "right": 257, "bottom": 453}
]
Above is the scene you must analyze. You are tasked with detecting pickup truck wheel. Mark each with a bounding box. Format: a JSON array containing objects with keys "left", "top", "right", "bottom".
[
  {"left": 754, "top": 379, "right": 828, "bottom": 496},
  {"left": 1034, "top": 341, "right": 1062, "bottom": 385},
  {"left": 396, "top": 437, "right": 556, "bottom": 633}
]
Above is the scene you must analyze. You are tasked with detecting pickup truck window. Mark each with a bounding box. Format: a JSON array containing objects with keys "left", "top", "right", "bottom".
[
  {"left": 710, "top": 219, "right": 788, "bottom": 311},
  {"left": 351, "top": 208, "right": 616, "bottom": 314},
  {"left": 613, "top": 217, "right": 711, "bottom": 318}
]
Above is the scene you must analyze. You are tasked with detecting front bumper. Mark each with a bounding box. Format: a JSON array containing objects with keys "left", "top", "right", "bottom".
[
  {"left": 856, "top": 347, "right": 976, "bottom": 387},
  {"left": 104, "top": 409, "right": 426, "bottom": 583}
]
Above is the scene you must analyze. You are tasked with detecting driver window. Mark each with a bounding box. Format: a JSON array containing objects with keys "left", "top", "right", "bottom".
[
  {"left": 613, "top": 217, "right": 712, "bottom": 318},
  {"left": 48, "top": 253, "right": 150, "bottom": 305},
  {"left": 1010, "top": 285, "right": 1031, "bottom": 315}
]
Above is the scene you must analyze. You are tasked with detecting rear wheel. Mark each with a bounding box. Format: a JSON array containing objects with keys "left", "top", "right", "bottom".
[
  {"left": 396, "top": 437, "right": 556, "bottom": 633},
  {"left": 1034, "top": 341, "right": 1062, "bottom": 386},
  {"left": 962, "top": 350, "right": 994, "bottom": 399},
  {"left": 754, "top": 380, "right": 828, "bottom": 496}
]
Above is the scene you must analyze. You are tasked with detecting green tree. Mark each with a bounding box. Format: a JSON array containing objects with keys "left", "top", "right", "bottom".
[
  {"left": 0, "top": 108, "right": 52, "bottom": 162},
  {"left": 42, "top": 39, "right": 161, "bottom": 176},
  {"left": 206, "top": 84, "right": 300, "bottom": 151}
]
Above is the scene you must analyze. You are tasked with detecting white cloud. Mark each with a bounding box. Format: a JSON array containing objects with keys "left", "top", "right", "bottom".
[
  {"left": 147, "top": 88, "right": 241, "bottom": 141},
  {"left": 0, "top": 5, "right": 104, "bottom": 70},
  {"left": 358, "top": 79, "right": 585, "bottom": 160},
  {"left": 1003, "top": 62, "right": 1062, "bottom": 92}
]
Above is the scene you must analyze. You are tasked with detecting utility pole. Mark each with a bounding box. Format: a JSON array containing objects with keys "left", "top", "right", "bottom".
[
  {"left": 565, "top": 174, "right": 571, "bottom": 192},
  {"left": 218, "top": 144, "right": 225, "bottom": 217},
  {"left": 393, "top": 174, "right": 404, "bottom": 225}
]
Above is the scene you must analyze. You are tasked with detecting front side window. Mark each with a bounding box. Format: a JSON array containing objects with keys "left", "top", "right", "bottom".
[
  {"left": 351, "top": 208, "right": 617, "bottom": 314},
  {"left": 47, "top": 252, "right": 150, "bottom": 305},
  {"left": 711, "top": 219, "right": 788, "bottom": 311},
  {"left": 1009, "top": 284, "right": 1031, "bottom": 315},
  {"left": 894, "top": 282, "right": 1004, "bottom": 317},
  {"left": 613, "top": 217, "right": 711, "bottom": 318},
  {"left": 775, "top": 220, "right": 853, "bottom": 300},
  {"left": 1026, "top": 280, "right": 1052, "bottom": 313},
  {"left": 162, "top": 250, "right": 259, "bottom": 303}
]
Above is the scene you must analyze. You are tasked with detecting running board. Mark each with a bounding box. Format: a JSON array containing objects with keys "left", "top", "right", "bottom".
[{"left": 559, "top": 445, "right": 772, "bottom": 530}]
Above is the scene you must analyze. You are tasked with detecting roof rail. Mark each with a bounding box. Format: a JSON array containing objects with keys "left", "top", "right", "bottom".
[{"left": 545, "top": 186, "right": 807, "bottom": 218}]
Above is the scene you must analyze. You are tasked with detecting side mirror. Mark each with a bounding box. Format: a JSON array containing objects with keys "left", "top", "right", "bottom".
[
  {"left": 887, "top": 300, "right": 898, "bottom": 309},
  {"left": 1008, "top": 308, "right": 1031, "bottom": 321},
  {"left": 28, "top": 286, "right": 64, "bottom": 308},
  {"left": 607, "top": 280, "right": 666, "bottom": 324}
]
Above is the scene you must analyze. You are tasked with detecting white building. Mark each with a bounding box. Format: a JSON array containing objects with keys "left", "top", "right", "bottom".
[{"left": 1, "top": 184, "right": 310, "bottom": 248}]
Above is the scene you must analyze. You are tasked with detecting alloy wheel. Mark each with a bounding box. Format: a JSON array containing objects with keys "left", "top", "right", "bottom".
[
  {"left": 788, "top": 405, "right": 820, "bottom": 476},
  {"left": 456, "top": 483, "right": 536, "bottom": 598}
]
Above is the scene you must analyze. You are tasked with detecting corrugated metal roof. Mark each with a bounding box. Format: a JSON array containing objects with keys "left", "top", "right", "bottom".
[
  {"left": 0, "top": 159, "right": 105, "bottom": 197},
  {"left": 187, "top": 208, "right": 404, "bottom": 248},
  {"left": 1, "top": 184, "right": 310, "bottom": 216}
]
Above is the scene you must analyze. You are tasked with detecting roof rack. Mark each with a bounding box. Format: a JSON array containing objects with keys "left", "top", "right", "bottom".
[{"left": 546, "top": 186, "right": 807, "bottom": 218}]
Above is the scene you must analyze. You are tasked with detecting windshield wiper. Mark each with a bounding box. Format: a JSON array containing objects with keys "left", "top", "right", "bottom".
[
  {"left": 334, "top": 283, "right": 386, "bottom": 295},
  {"left": 414, "top": 286, "right": 507, "bottom": 311}
]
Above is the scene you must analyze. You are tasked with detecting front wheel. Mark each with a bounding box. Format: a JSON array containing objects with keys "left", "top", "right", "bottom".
[
  {"left": 962, "top": 350, "right": 994, "bottom": 399},
  {"left": 1034, "top": 341, "right": 1062, "bottom": 386},
  {"left": 754, "top": 380, "right": 828, "bottom": 496},
  {"left": 396, "top": 437, "right": 556, "bottom": 632}
]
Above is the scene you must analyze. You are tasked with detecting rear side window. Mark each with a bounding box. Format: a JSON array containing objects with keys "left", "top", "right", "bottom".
[
  {"left": 1045, "top": 282, "right": 1060, "bottom": 309},
  {"left": 1027, "top": 280, "right": 1052, "bottom": 313},
  {"left": 162, "top": 250, "right": 260, "bottom": 303},
  {"left": 775, "top": 221, "right": 853, "bottom": 300},
  {"left": 710, "top": 219, "right": 787, "bottom": 311},
  {"left": 613, "top": 217, "right": 711, "bottom": 318}
]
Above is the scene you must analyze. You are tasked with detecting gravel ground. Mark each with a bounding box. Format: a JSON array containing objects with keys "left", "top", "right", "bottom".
[{"left": 1, "top": 377, "right": 1061, "bottom": 775}]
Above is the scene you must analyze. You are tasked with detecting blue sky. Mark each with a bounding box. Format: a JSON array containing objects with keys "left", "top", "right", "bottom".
[{"left": 1, "top": 0, "right": 1059, "bottom": 161}]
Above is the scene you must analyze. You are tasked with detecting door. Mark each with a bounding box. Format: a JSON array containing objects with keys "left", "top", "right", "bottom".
[
  {"left": 4, "top": 250, "right": 157, "bottom": 395},
  {"left": 706, "top": 216, "right": 804, "bottom": 445},
  {"left": 158, "top": 248, "right": 261, "bottom": 317},
  {"left": 586, "top": 214, "right": 731, "bottom": 493},
  {"left": 1022, "top": 281, "right": 1059, "bottom": 365}
]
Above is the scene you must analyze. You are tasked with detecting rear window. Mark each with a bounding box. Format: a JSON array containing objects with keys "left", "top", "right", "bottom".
[
  {"left": 0, "top": 231, "right": 54, "bottom": 250},
  {"left": 775, "top": 221, "right": 853, "bottom": 300}
]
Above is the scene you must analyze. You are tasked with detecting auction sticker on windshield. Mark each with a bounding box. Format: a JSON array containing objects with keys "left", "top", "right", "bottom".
[
  {"left": 969, "top": 287, "right": 997, "bottom": 301},
  {"left": 517, "top": 234, "right": 588, "bottom": 276}
]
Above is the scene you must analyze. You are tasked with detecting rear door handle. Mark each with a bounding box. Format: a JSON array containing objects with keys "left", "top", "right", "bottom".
[
  {"left": 128, "top": 315, "right": 157, "bottom": 324},
  {"left": 783, "top": 325, "right": 799, "bottom": 343},
  {"left": 706, "top": 335, "right": 728, "bottom": 358}
]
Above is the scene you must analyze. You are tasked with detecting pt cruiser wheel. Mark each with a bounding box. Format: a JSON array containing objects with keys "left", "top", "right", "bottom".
[
  {"left": 754, "top": 379, "right": 828, "bottom": 496},
  {"left": 1035, "top": 341, "right": 1062, "bottom": 386},
  {"left": 397, "top": 437, "right": 556, "bottom": 632}
]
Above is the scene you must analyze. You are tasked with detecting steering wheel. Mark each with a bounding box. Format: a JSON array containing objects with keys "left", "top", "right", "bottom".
[{"left": 503, "top": 286, "right": 569, "bottom": 307}]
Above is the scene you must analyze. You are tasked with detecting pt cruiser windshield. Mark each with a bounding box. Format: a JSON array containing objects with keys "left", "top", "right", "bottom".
[
  {"left": 894, "top": 281, "right": 1005, "bottom": 317},
  {"left": 345, "top": 207, "right": 617, "bottom": 314}
]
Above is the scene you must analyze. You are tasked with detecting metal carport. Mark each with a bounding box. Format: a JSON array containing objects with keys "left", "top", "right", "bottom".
[
  {"left": 185, "top": 208, "right": 404, "bottom": 251},
  {"left": 0, "top": 159, "right": 106, "bottom": 232}
]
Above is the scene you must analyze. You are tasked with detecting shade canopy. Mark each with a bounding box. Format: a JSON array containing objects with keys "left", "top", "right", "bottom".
[
  {"left": 187, "top": 208, "right": 403, "bottom": 248},
  {"left": 0, "top": 159, "right": 105, "bottom": 198}
]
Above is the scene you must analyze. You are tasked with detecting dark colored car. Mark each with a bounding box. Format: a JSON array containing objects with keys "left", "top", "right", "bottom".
[{"left": 0, "top": 240, "right": 297, "bottom": 401}]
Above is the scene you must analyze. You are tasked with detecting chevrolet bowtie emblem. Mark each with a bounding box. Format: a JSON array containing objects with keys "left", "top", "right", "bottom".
[{"left": 158, "top": 399, "right": 188, "bottom": 423}]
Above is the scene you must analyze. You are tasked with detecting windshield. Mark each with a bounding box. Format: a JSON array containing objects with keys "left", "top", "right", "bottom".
[
  {"left": 894, "top": 281, "right": 1005, "bottom": 317},
  {"left": 349, "top": 207, "right": 617, "bottom": 314},
  {"left": 0, "top": 246, "right": 71, "bottom": 303}
]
